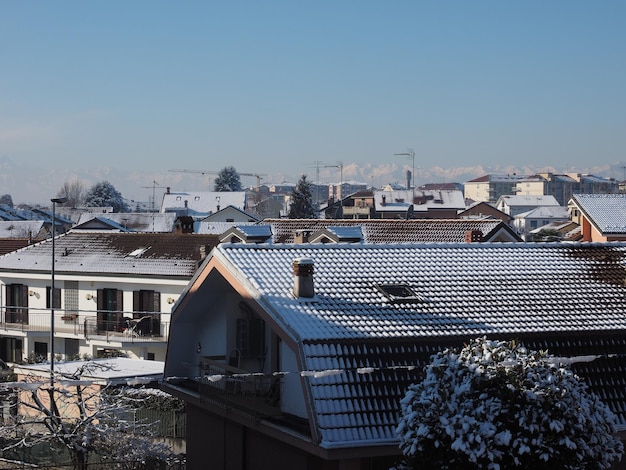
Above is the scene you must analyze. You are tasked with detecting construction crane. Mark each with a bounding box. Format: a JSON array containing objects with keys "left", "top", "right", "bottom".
[{"left": 169, "top": 169, "right": 266, "bottom": 188}]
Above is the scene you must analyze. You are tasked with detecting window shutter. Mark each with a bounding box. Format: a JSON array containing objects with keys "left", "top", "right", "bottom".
[
  {"left": 153, "top": 292, "right": 160, "bottom": 313},
  {"left": 97, "top": 289, "right": 104, "bottom": 311},
  {"left": 116, "top": 290, "right": 123, "bottom": 313},
  {"left": 133, "top": 291, "right": 140, "bottom": 313},
  {"left": 21, "top": 285, "right": 29, "bottom": 314}
]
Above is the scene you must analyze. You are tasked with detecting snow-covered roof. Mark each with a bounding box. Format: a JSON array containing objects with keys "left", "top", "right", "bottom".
[
  {"left": 75, "top": 213, "right": 178, "bottom": 232},
  {"left": 498, "top": 195, "right": 560, "bottom": 207},
  {"left": 14, "top": 358, "right": 164, "bottom": 385},
  {"left": 0, "top": 232, "right": 219, "bottom": 277},
  {"left": 195, "top": 221, "right": 256, "bottom": 235},
  {"left": 571, "top": 194, "right": 626, "bottom": 234},
  {"left": 261, "top": 218, "right": 521, "bottom": 243},
  {"left": 374, "top": 189, "right": 466, "bottom": 213},
  {"left": 193, "top": 242, "right": 626, "bottom": 448},
  {"left": 0, "top": 220, "right": 46, "bottom": 238},
  {"left": 514, "top": 206, "right": 569, "bottom": 220},
  {"left": 160, "top": 191, "right": 246, "bottom": 215}
]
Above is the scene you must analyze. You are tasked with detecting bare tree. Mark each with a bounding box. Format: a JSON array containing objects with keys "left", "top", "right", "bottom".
[
  {"left": 1, "top": 362, "right": 178, "bottom": 469},
  {"left": 56, "top": 180, "right": 87, "bottom": 208}
]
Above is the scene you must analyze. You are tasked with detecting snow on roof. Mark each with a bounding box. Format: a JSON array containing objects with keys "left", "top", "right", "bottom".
[
  {"left": 201, "top": 242, "right": 626, "bottom": 447},
  {"left": 261, "top": 218, "right": 519, "bottom": 243},
  {"left": 0, "top": 220, "right": 45, "bottom": 238},
  {"left": 0, "top": 232, "right": 218, "bottom": 277},
  {"left": 572, "top": 194, "right": 626, "bottom": 234},
  {"left": 14, "top": 358, "right": 164, "bottom": 385},
  {"left": 499, "top": 195, "right": 560, "bottom": 207},
  {"left": 161, "top": 191, "right": 246, "bottom": 214}
]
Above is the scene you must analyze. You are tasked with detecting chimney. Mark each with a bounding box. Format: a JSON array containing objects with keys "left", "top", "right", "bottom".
[
  {"left": 464, "top": 230, "right": 483, "bottom": 243},
  {"left": 293, "top": 258, "right": 315, "bottom": 298},
  {"left": 381, "top": 195, "right": 386, "bottom": 206},
  {"left": 294, "top": 229, "right": 312, "bottom": 244},
  {"left": 166, "top": 187, "right": 171, "bottom": 194}
]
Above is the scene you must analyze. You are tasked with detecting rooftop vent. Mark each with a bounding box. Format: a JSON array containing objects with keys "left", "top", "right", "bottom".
[{"left": 293, "top": 258, "right": 314, "bottom": 298}]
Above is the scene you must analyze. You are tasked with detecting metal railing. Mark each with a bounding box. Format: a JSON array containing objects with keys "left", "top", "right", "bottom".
[
  {"left": 198, "top": 356, "right": 282, "bottom": 419},
  {"left": 0, "top": 307, "right": 169, "bottom": 343}
]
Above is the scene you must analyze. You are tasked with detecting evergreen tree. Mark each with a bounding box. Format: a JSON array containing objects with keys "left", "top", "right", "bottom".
[
  {"left": 214, "top": 166, "right": 242, "bottom": 191},
  {"left": 288, "top": 175, "right": 316, "bottom": 219},
  {"left": 83, "top": 181, "right": 130, "bottom": 213},
  {"left": 395, "top": 337, "right": 623, "bottom": 470},
  {"left": 0, "top": 194, "right": 14, "bottom": 207}
]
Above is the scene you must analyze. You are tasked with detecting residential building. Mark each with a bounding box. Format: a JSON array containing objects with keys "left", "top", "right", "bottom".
[
  {"left": 160, "top": 189, "right": 247, "bottom": 217},
  {"left": 495, "top": 194, "right": 560, "bottom": 217},
  {"left": 512, "top": 206, "right": 570, "bottom": 240},
  {"left": 374, "top": 189, "right": 466, "bottom": 219},
  {"left": 514, "top": 173, "right": 619, "bottom": 205},
  {"left": 568, "top": 193, "right": 626, "bottom": 242},
  {"left": 75, "top": 212, "right": 179, "bottom": 233},
  {"left": 464, "top": 174, "right": 525, "bottom": 203},
  {"left": 0, "top": 232, "right": 218, "bottom": 364},
  {"left": 458, "top": 201, "right": 512, "bottom": 224},
  {"left": 163, "top": 242, "right": 626, "bottom": 470},
  {"left": 259, "top": 218, "right": 521, "bottom": 243}
]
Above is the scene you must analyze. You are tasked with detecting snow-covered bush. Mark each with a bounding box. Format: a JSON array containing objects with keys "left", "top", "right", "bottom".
[{"left": 395, "top": 337, "right": 623, "bottom": 470}]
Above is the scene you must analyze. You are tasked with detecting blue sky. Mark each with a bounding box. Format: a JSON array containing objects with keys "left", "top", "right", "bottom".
[{"left": 1, "top": 1, "right": 625, "bottom": 205}]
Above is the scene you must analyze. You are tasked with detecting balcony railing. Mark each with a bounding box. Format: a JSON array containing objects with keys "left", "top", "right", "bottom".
[
  {"left": 0, "top": 307, "right": 169, "bottom": 343},
  {"left": 198, "top": 356, "right": 282, "bottom": 419}
]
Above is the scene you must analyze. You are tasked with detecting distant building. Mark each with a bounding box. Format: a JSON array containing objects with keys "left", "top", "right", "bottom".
[{"left": 464, "top": 174, "right": 525, "bottom": 203}]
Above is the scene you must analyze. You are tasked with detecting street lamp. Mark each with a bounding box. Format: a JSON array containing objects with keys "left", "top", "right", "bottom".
[
  {"left": 50, "top": 196, "right": 67, "bottom": 387},
  {"left": 395, "top": 151, "right": 416, "bottom": 190}
]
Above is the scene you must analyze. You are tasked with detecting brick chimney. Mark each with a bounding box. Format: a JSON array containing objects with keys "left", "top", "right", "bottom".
[
  {"left": 293, "top": 258, "right": 315, "bottom": 298},
  {"left": 464, "top": 230, "right": 483, "bottom": 243}
]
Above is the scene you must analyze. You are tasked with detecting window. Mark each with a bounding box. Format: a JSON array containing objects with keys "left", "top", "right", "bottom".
[
  {"left": 236, "top": 302, "right": 265, "bottom": 358},
  {"left": 132, "top": 290, "right": 161, "bottom": 336},
  {"left": 5, "top": 284, "right": 28, "bottom": 324},
  {"left": 46, "top": 286, "right": 61, "bottom": 309},
  {"left": 97, "top": 288, "right": 123, "bottom": 332},
  {"left": 34, "top": 342, "right": 48, "bottom": 361},
  {"left": 65, "top": 338, "right": 79, "bottom": 359},
  {"left": 376, "top": 284, "right": 425, "bottom": 303}
]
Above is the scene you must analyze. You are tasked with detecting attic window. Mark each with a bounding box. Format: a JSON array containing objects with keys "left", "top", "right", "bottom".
[
  {"left": 376, "top": 284, "right": 424, "bottom": 303},
  {"left": 194, "top": 196, "right": 200, "bottom": 201},
  {"left": 176, "top": 196, "right": 182, "bottom": 201},
  {"left": 128, "top": 247, "right": 150, "bottom": 257}
]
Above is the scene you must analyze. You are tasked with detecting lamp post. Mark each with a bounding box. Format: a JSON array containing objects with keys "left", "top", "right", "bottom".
[
  {"left": 395, "top": 151, "right": 416, "bottom": 190},
  {"left": 50, "top": 196, "right": 67, "bottom": 387}
]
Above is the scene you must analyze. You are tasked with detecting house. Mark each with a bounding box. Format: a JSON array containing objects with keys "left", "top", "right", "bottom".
[
  {"left": 75, "top": 212, "right": 179, "bottom": 233},
  {"left": 568, "top": 193, "right": 626, "bottom": 242},
  {"left": 458, "top": 201, "right": 512, "bottom": 225},
  {"left": 322, "top": 191, "right": 375, "bottom": 219},
  {"left": 527, "top": 220, "right": 582, "bottom": 242},
  {"left": 495, "top": 194, "right": 560, "bottom": 218},
  {"left": 463, "top": 174, "right": 525, "bottom": 203},
  {"left": 195, "top": 205, "right": 260, "bottom": 235},
  {"left": 512, "top": 205, "right": 570, "bottom": 240},
  {"left": 374, "top": 189, "right": 466, "bottom": 219},
  {"left": 160, "top": 189, "right": 247, "bottom": 217},
  {"left": 219, "top": 225, "right": 273, "bottom": 244},
  {"left": 260, "top": 218, "right": 521, "bottom": 244},
  {"left": 163, "top": 242, "right": 626, "bottom": 469},
  {"left": 0, "top": 232, "right": 219, "bottom": 364}
]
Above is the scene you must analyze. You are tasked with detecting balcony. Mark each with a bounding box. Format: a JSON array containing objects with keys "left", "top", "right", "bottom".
[
  {"left": 0, "top": 307, "right": 169, "bottom": 344},
  {"left": 196, "top": 355, "right": 282, "bottom": 420}
]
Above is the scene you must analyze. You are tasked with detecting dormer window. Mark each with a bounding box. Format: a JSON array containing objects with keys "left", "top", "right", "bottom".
[{"left": 376, "top": 283, "right": 424, "bottom": 303}]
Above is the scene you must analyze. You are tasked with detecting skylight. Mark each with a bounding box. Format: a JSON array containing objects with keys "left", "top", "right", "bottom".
[
  {"left": 128, "top": 247, "right": 150, "bottom": 257},
  {"left": 376, "top": 283, "right": 424, "bottom": 303}
]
